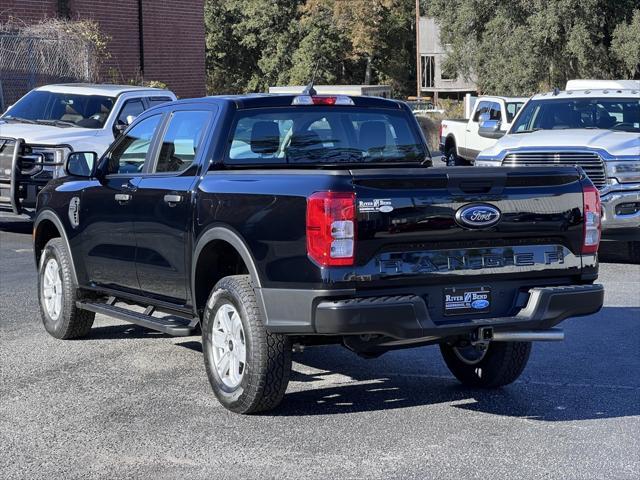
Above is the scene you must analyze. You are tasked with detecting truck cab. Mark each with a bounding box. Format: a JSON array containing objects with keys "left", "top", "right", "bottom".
[
  {"left": 0, "top": 83, "right": 176, "bottom": 216},
  {"left": 439, "top": 96, "right": 528, "bottom": 166}
]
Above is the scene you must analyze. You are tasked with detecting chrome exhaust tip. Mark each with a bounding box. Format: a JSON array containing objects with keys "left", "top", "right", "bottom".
[{"left": 490, "top": 328, "right": 564, "bottom": 342}]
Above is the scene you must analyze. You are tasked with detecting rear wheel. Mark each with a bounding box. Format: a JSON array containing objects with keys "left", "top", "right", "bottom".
[
  {"left": 38, "top": 238, "right": 94, "bottom": 339},
  {"left": 445, "top": 142, "right": 467, "bottom": 166},
  {"left": 440, "top": 341, "right": 531, "bottom": 388},
  {"left": 202, "top": 275, "right": 292, "bottom": 414}
]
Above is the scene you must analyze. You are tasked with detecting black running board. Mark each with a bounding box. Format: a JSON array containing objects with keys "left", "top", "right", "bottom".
[{"left": 76, "top": 301, "right": 197, "bottom": 336}]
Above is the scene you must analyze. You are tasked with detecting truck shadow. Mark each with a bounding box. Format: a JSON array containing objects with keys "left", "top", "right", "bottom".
[
  {"left": 599, "top": 242, "right": 639, "bottom": 264},
  {"left": 0, "top": 217, "right": 33, "bottom": 234},
  {"left": 99, "top": 306, "right": 638, "bottom": 422},
  {"left": 273, "top": 346, "right": 640, "bottom": 421}
]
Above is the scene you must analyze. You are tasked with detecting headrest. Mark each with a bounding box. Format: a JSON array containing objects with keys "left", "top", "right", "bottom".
[
  {"left": 250, "top": 121, "right": 280, "bottom": 154},
  {"left": 359, "top": 121, "right": 387, "bottom": 152}
]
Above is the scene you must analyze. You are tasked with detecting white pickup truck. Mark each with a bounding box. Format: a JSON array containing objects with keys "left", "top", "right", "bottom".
[
  {"left": 0, "top": 83, "right": 176, "bottom": 215},
  {"left": 476, "top": 80, "right": 640, "bottom": 261},
  {"left": 439, "top": 96, "right": 527, "bottom": 166}
]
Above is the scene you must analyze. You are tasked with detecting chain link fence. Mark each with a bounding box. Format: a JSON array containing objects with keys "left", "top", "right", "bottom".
[{"left": 0, "top": 34, "right": 95, "bottom": 111}]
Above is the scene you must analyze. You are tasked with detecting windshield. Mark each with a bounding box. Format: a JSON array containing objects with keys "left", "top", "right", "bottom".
[
  {"left": 2, "top": 90, "right": 116, "bottom": 129},
  {"left": 226, "top": 107, "right": 427, "bottom": 165},
  {"left": 511, "top": 97, "right": 640, "bottom": 133}
]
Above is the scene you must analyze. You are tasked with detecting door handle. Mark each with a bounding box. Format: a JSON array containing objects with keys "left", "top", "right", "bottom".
[
  {"left": 114, "top": 193, "right": 131, "bottom": 204},
  {"left": 164, "top": 194, "right": 182, "bottom": 206}
]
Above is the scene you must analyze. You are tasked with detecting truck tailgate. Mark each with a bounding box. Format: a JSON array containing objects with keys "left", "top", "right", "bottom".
[{"left": 351, "top": 166, "right": 586, "bottom": 287}]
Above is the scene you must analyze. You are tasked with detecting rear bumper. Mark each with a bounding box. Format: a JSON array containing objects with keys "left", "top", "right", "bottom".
[{"left": 260, "top": 284, "right": 604, "bottom": 340}]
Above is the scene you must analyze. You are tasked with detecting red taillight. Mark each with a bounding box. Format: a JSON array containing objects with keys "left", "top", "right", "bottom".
[
  {"left": 582, "top": 183, "right": 601, "bottom": 254},
  {"left": 306, "top": 191, "right": 356, "bottom": 266},
  {"left": 438, "top": 123, "right": 443, "bottom": 138}
]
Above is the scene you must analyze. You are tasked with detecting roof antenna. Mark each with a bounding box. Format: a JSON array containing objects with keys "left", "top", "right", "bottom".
[{"left": 302, "top": 59, "right": 321, "bottom": 96}]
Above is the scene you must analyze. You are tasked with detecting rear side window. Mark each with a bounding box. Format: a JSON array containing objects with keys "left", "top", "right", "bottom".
[
  {"left": 505, "top": 102, "right": 524, "bottom": 122},
  {"left": 227, "top": 107, "right": 426, "bottom": 165},
  {"left": 154, "top": 111, "right": 210, "bottom": 173}
]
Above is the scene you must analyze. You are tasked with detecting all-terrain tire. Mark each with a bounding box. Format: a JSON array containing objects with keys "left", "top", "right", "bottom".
[
  {"left": 202, "top": 275, "right": 292, "bottom": 414},
  {"left": 38, "top": 238, "right": 94, "bottom": 339},
  {"left": 440, "top": 341, "right": 532, "bottom": 388}
]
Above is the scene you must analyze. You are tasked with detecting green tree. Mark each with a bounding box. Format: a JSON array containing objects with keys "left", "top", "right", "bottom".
[
  {"left": 205, "top": 1, "right": 256, "bottom": 94},
  {"left": 612, "top": 9, "right": 640, "bottom": 78},
  {"left": 288, "top": 0, "right": 372, "bottom": 87},
  {"left": 205, "top": 0, "right": 417, "bottom": 96},
  {"left": 425, "top": 0, "right": 640, "bottom": 95}
]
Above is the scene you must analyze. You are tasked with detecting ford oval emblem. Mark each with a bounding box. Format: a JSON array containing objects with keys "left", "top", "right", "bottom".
[
  {"left": 471, "top": 299, "right": 490, "bottom": 309},
  {"left": 455, "top": 204, "right": 501, "bottom": 229}
]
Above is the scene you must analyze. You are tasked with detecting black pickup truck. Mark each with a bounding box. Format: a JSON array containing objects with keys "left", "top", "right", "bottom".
[{"left": 33, "top": 93, "right": 604, "bottom": 414}]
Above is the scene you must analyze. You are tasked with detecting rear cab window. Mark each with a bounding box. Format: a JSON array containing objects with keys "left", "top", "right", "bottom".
[{"left": 226, "top": 106, "right": 427, "bottom": 166}]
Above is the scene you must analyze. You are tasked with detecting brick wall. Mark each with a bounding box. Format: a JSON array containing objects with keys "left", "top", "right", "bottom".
[
  {"left": 0, "top": 0, "right": 58, "bottom": 23},
  {"left": 67, "top": 0, "right": 142, "bottom": 86},
  {"left": 0, "top": 0, "right": 206, "bottom": 98},
  {"left": 141, "top": 0, "right": 205, "bottom": 99}
]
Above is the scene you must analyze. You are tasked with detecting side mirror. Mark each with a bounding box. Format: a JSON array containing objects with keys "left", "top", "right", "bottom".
[
  {"left": 478, "top": 119, "right": 505, "bottom": 139},
  {"left": 65, "top": 152, "right": 97, "bottom": 178}
]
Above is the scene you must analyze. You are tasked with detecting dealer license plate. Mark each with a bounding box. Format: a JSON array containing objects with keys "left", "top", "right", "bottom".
[{"left": 443, "top": 287, "right": 491, "bottom": 316}]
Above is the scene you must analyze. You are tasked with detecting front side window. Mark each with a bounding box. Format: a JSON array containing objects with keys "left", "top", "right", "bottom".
[
  {"left": 227, "top": 107, "right": 426, "bottom": 165},
  {"left": 1, "top": 90, "right": 115, "bottom": 128},
  {"left": 154, "top": 111, "right": 210, "bottom": 173},
  {"left": 511, "top": 98, "right": 640, "bottom": 133},
  {"left": 473, "top": 102, "right": 492, "bottom": 122},
  {"left": 488, "top": 102, "right": 502, "bottom": 121},
  {"left": 106, "top": 115, "right": 162, "bottom": 174}
]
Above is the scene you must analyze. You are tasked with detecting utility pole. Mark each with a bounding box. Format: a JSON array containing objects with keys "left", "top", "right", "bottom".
[{"left": 416, "top": 0, "right": 421, "bottom": 98}]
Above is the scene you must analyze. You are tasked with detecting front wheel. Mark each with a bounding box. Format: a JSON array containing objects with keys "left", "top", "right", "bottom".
[
  {"left": 202, "top": 275, "right": 292, "bottom": 414},
  {"left": 38, "top": 238, "right": 94, "bottom": 339},
  {"left": 440, "top": 341, "right": 531, "bottom": 388}
]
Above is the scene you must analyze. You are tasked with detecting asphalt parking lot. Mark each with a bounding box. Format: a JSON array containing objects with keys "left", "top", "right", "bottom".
[{"left": 1, "top": 214, "right": 639, "bottom": 480}]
